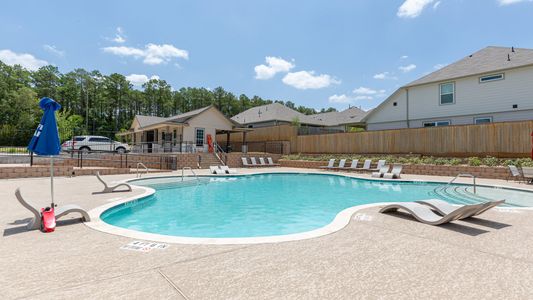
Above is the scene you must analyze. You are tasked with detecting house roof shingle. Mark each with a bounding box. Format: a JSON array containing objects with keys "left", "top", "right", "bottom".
[
  {"left": 231, "top": 103, "right": 367, "bottom": 127},
  {"left": 406, "top": 46, "right": 533, "bottom": 87}
]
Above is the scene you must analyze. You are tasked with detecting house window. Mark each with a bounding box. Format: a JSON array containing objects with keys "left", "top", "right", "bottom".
[
  {"left": 479, "top": 73, "right": 504, "bottom": 83},
  {"left": 474, "top": 117, "right": 492, "bottom": 124},
  {"left": 439, "top": 82, "right": 455, "bottom": 105},
  {"left": 195, "top": 128, "right": 205, "bottom": 147},
  {"left": 423, "top": 120, "right": 451, "bottom": 127}
]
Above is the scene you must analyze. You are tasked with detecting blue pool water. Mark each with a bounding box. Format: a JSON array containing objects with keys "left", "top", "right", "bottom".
[{"left": 101, "top": 173, "right": 532, "bottom": 238}]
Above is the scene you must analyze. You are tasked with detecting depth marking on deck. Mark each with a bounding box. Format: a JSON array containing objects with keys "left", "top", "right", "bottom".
[{"left": 120, "top": 240, "right": 169, "bottom": 252}]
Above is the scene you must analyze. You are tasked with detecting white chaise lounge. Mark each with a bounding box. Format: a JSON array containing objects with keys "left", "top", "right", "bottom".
[
  {"left": 95, "top": 171, "right": 132, "bottom": 193},
  {"left": 267, "top": 157, "right": 280, "bottom": 166},
  {"left": 15, "top": 188, "right": 90, "bottom": 230},
  {"left": 383, "top": 164, "right": 403, "bottom": 179},
  {"left": 219, "top": 165, "right": 237, "bottom": 174},
  {"left": 372, "top": 165, "right": 390, "bottom": 178},
  {"left": 415, "top": 199, "right": 505, "bottom": 219},
  {"left": 379, "top": 202, "right": 484, "bottom": 225},
  {"left": 320, "top": 159, "right": 336, "bottom": 169},
  {"left": 210, "top": 166, "right": 225, "bottom": 174}
]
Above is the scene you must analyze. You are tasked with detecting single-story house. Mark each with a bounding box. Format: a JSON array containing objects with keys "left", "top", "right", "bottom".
[
  {"left": 363, "top": 46, "right": 533, "bottom": 130},
  {"left": 231, "top": 102, "right": 367, "bottom": 132},
  {"left": 119, "top": 106, "right": 250, "bottom": 153}
]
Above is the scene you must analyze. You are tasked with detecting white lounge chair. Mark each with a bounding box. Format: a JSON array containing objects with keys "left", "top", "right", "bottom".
[
  {"left": 369, "top": 160, "right": 386, "bottom": 172},
  {"left": 379, "top": 202, "right": 483, "bottom": 225},
  {"left": 15, "top": 188, "right": 90, "bottom": 230},
  {"left": 219, "top": 165, "right": 237, "bottom": 174},
  {"left": 415, "top": 199, "right": 505, "bottom": 219},
  {"left": 507, "top": 165, "right": 524, "bottom": 182},
  {"left": 355, "top": 159, "right": 372, "bottom": 171},
  {"left": 347, "top": 159, "right": 359, "bottom": 170},
  {"left": 241, "top": 157, "right": 252, "bottom": 167},
  {"left": 383, "top": 164, "right": 403, "bottom": 179},
  {"left": 372, "top": 165, "right": 390, "bottom": 178},
  {"left": 258, "top": 157, "right": 268, "bottom": 166},
  {"left": 210, "top": 166, "right": 225, "bottom": 174},
  {"left": 320, "top": 159, "right": 336, "bottom": 169},
  {"left": 267, "top": 157, "right": 280, "bottom": 166},
  {"left": 250, "top": 157, "right": 259, "bottom": 166},
  {"left": 334, "top": 159, "right": 347, "bottom": 170},
  {"left": 95, "top": 171, "right": 132, "bottom": 193}
]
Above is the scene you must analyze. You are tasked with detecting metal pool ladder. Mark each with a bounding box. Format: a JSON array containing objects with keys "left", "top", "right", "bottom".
[
  {"left": 136, "top": 162, "right": 148, "bottom": 178},
  {"left": 448, "top": 173, "right": 477, "bottom": 194},
  {"left": 181, "top": 167, "right": 199, "bottom": 182}
]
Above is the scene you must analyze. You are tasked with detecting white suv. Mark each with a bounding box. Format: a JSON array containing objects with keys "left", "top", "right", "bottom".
[{"left": 62, "top": 136, "right": 130, "bottom": 154}]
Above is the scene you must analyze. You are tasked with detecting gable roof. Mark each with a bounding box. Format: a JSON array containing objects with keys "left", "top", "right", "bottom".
[
  {"left": 363, "top": 46, "right": 533, "bottom": 122},
  {"left": 406, "top": 46, "right": 533, "bottom": 87},
  {"left": 166, "top": 106, "right": 212, "bottom": 123},
  {"left": 231, "top": 103, "right": 307, "bottom": 125},
  {"left": 231, "top": 102, "right": 367, "bottom": 127},
  {"left": 135, "top": 115, "right": 168, "bottom": 128},
  {"left": 304, "top": 107, "right": 367, "bottom": 126},
  {"left": 133, "top": 105, "right": 236, "bottom": 130}
]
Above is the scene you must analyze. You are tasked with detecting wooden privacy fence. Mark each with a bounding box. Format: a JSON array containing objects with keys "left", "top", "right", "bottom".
[{"left": 294, "top": 121, "right": 533, "bottom": 157}]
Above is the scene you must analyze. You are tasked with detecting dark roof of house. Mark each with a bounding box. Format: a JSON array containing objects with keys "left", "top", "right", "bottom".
[
  {"left": 406, "top": 46, "right": 533, "bottom": 87},
  {"left": 231, "top": 103, "right": 367, "bottom": 127},
  {"left": 231, "top": 103, "right": 306, "bottom": 125}
]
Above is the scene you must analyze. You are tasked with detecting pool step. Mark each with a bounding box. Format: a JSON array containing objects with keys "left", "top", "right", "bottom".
[{"left": 430, "top": 185, "right": 493, "bottom": 204}]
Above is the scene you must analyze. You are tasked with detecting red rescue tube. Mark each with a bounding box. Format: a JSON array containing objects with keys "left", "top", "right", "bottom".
[{"left": 41, "top": 207, "right": 56, "bottom": 232}]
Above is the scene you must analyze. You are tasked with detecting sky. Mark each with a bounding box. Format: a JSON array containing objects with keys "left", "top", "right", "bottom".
[{"left": 1, "top": 0, "right": 533, "bottom": 112}]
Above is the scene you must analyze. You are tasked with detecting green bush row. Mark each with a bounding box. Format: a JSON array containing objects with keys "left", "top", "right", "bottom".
[{"left": 281, "top": 154, "right": 533, "bottom": 167}]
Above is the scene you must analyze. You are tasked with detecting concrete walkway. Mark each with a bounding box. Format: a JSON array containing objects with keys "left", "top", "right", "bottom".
[{"left": 1, "top": 168, "right": 533, "bottom": 299}]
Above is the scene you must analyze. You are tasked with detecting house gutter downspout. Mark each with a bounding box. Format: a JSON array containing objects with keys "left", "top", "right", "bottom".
[{"left": 406, "top": 88, "right": 410, "bottom": 128}]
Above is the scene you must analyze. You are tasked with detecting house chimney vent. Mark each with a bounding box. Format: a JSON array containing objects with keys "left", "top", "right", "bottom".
[
  {"left": 512, "top": 46, "right": 515, "bottom": 52},
  {"left": 508, "top": 54, "right": 511, "bottom": 61}
]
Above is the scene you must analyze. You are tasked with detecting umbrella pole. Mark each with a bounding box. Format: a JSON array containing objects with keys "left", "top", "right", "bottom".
[{"left": 50, "top": 156, "right": 54, "bottom": 207}]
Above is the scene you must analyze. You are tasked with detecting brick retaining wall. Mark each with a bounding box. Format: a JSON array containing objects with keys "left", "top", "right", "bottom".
[
  {"left": 279, "top": 159, "right": 511, "bottom": 180},
  {"left": 0, "top": 166, "right": 136, "bottom": 179}
]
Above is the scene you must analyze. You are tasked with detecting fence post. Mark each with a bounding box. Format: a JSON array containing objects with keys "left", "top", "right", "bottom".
[{"left": 30, "top": 152, "right": 33, "bottom": 166}]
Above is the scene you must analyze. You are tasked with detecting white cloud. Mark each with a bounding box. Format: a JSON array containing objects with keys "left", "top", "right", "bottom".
[
  {"left": 433, "top": 1, "right": 441, "bottom": 9},
  {"left": 399, "top": 64, "right": 417, "bottom": 73},
  {"left": 254, "top": 56, "right": 295, "bottom": 80},
  {"left": 397, "top": 0, "right": 434, "bottom": 18},
  {"left": 400, "top": 55, "right": 409, "bottom": 59},
  {"left": 112, "top": 27, "right": 126, "bottom": 43},
  {"left": 126, "top": 74, "right": 160, "bottom": 86},
  {"left": 103, "top": 43, "right": 189, "bottom": 65},
  {"left": 353, "top": 87, "right": 385, "bottom": 95},
  {"left": 433, "top": 63, "right": 446, "bottom": 70},
  {"left": 353, "top": 95, "right": 374, "bottom": 101},
  {"left": 43, "top": 45, "right": 64, "bottom": 57},
  {"left": 328, "top": 94, "right": 353, "bottom": 104},
  {"left": 498, "top": 0, "right": 533, "bottom": 5},
  {"left": 0, "top": 49, "right": 48, "bottom": 71},
  {"left": 373, "top": 72, "right": 398, "bottom": 80},
  {"left": 282, "top": 71, "right": 340, "bottom": 89}
]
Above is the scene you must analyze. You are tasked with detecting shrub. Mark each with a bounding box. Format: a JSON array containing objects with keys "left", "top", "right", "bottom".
[
  {"left": 448, "top": 158, "right": 462, "bottom": 165},
  {"left": 482, "top": 156, "right": 500, "bottom": 167},
  {"left": 467, "top": 157, "right": 482, "bottom": 166}
]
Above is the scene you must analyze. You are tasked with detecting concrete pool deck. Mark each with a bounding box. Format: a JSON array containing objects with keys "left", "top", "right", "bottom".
[{"left": 2, "top": 168, "right": 533, "bottom": 299}]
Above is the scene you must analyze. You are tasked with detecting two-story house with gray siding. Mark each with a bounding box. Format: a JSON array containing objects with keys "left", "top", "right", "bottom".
[{"left": 363, "top": 46, "right": 533, "bottom": 130}]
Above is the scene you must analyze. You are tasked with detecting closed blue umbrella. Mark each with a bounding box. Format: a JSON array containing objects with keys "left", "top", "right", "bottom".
[{"left": 28, "top": 97, "right": 62, "bottom": 207}]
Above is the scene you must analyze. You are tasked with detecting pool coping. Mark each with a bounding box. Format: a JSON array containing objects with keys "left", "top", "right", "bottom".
[{"left": 85, "top": 170, "right": 533, "bottom": 245}]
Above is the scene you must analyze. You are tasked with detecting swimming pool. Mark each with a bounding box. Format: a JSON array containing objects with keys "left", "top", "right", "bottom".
[{"left": 99, "top": 173, "right": 533, "bottom": 240}]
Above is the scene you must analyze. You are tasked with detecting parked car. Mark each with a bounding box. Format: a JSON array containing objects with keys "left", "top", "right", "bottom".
[{"left": 61, "top": 135, "right": 130, "bottom": 154}]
